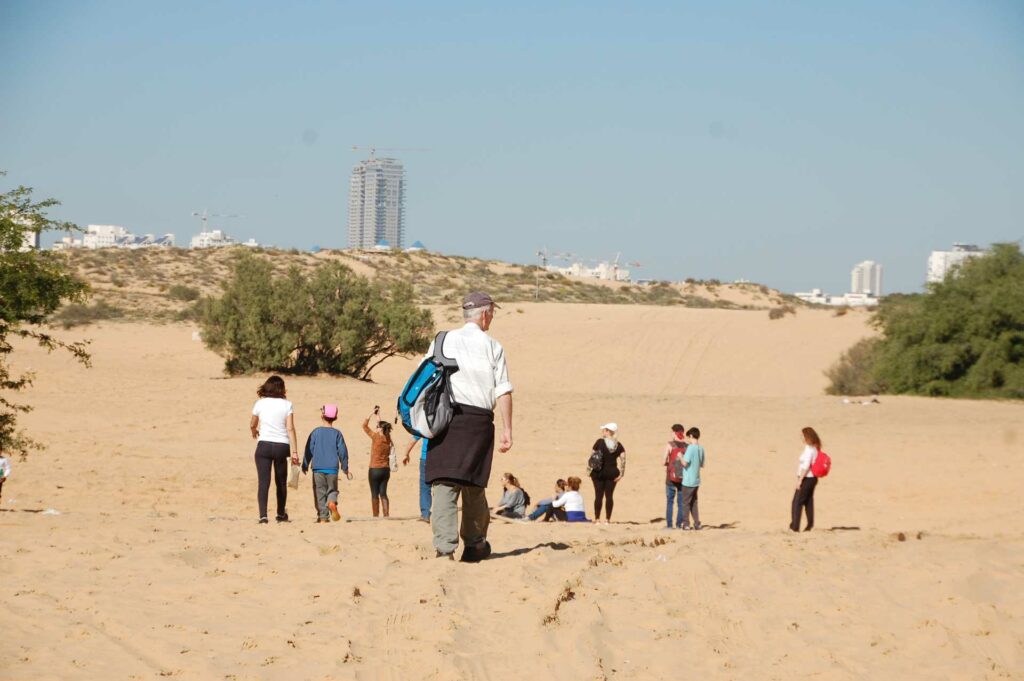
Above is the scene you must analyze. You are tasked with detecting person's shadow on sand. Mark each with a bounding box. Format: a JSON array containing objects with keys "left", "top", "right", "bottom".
[{"left": 489, "top": 542, "right": 571, "bottom": 559}]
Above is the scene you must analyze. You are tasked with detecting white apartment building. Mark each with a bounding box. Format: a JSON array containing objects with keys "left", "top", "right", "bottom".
[
  {"left": 927, "top": 243, "right": 985, "bottom": 283},
  {"left": 82, "top": 224, "right": 130, "bottom": 249},
  {"left": 190, "top": 230, "right": 236, "bottom": 249},
  {"left": 347, "top": 157, "right": 405, "bottom": 250},
  {"left": 20, "top": 228, "right": 39, "bottom": 252},
  {"left": 794, "top": 288, "right": 879, "bottom": 307},
  {"left": 851, "top": 260, "right": 883, "bottom": 296},
  {"left": 547, "top": 261, "right": 631, "bottom": 282}
]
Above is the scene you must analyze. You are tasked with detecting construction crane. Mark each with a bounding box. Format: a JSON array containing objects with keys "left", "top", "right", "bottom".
[
  {"left": 351, "top": 146, "right": 430, "bottom": 160},
  {"left": 191, "top": 210, "right": 242, "bottom": 232}
]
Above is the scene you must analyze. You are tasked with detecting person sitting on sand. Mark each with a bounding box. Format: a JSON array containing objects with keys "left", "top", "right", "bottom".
[
  {"left": 589, "top": 423, "right": 625, "bottom": 523},
  {"left": 250, "top": 375, "right": 299, "bottom": 524},
  {"left": 302, "top": 404, "right": 353, "bottom": 523},
  {"left": 363, "top": 406, "right": 394, "bottom": 518},
  {"left": 493, "top": 472, "right": 527, "bottom": 519},
  {"left": 528, "top": 479, "right": 568, "bottom": 521},
  {"left": 551, "top": 476, "right": 589, "bottom": 522},
  {"left": 0, "top": 444, "right": 10, "bottom": 505}
]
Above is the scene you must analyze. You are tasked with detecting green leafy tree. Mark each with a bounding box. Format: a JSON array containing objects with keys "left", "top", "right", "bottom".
[
  {"left": 1, "top": 177, "right": 91, "bottom": 456},
  {"left": 827, "top": 243, "right": 1024, "bottom": 398},
  {"left": 199, "top": 253, "right": 433, "bottom": 379}
]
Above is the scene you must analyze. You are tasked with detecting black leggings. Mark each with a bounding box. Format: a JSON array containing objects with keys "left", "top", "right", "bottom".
[
  {"left": 790, "top": 477, "right": 818, "bottom": 531},
  {"left": 592, "top": 477, "right": 618, "bottom": 520},
  {"left": 255, "top": 441, "right": 290, "bottom": 519},
  {"left": 369, "top": 467, "right": 391, "bottom": 500}
]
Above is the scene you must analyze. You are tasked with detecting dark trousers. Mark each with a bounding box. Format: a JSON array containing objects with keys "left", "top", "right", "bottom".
[
  {"left": 592, "top": 477, "right": 618, "bottom": 520},
  {"left": 790, "top": 477, "right": 818, "bottom": 531},
  {"left": 681, "top": 485, "right": 700, "bottom": 529},
  {"left": 368, "top": 467, "right": 391, "bottom": 500},
  {"left": 255, "top": 441, "right": 290, "bottom": 519}
]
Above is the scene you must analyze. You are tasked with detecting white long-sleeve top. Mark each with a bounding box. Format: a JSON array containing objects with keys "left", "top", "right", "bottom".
[
  {"left": 427, "top": 323, "right": 513, "bottom": 411},
  {"left": 0, "top": 456, "right": 10, "bottom": 478},
  {"left": 551, "top": 490, "right": 584, "bottom": 512},
  {"left": 797, "top": 445, "right": 818, "bottom": 478}
]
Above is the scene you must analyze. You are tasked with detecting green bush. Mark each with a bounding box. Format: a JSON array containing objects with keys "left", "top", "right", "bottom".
[
  {"left": 53, "top": 301, "right": 123, "bottom": 328},
  {"left": 825, "top": 337, "right": 882, "bottom": 395},
  {"left": 826, "top": 243, "right": 1024, "bottom": 399},
  {"left": 198, "top": 253, "right": 433, "bottom": 380},
  {"left": 167, "top": 284, "right": 200, "bottom": 302},
  {"left": 768, "top": 305, "right": 795, "bottom": 320}
]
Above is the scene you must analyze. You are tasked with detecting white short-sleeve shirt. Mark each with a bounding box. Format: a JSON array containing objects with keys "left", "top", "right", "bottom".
[
  {"left": 252, "top": 398, "right": 293, "bottom": 444},
  {"left": 798, "top": 445, "right": 818, "bottom": 478},
  {"left": 429, "top": 323, "right": 513, "bottom": 411}
]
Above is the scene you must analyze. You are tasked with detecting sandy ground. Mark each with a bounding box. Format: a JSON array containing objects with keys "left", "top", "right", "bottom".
[{"left": 2, "top": 303, "right": 1022, "bottom": 680}]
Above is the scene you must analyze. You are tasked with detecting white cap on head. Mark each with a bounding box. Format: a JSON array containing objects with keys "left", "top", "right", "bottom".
[{"left": 601, "top": 422, "right": 618, "bottom": 433}]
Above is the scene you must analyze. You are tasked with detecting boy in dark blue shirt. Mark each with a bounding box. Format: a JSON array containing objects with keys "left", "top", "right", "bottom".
[{"left": 302, "top": 404, "right": 352, "bottom": 522}]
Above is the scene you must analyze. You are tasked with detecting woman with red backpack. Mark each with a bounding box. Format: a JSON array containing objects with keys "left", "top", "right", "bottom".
[{"left": 790, "top": 426, "right": 828, "bottom": 532}]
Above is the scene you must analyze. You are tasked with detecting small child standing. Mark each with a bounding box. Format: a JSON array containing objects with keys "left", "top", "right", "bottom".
[
  {"left": 0, "top": 446, "right": 10, "bottom": 504},
  {"left": 301, "top": 404, "right": 352, "bottom": 522},
  {"left": 680, "top": 427, "right": 705, "bottom": 530}
]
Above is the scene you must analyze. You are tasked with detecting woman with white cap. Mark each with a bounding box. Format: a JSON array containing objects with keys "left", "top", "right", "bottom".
[{"left": 588, "top": 423, "right": 625, "bottom": 523}]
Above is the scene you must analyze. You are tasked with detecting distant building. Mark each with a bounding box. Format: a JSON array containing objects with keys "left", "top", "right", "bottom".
[
  {"left": 347, "top": 157, "right": 405, "bottom": 250},
  {"left": 851, "top": 260, "right": 883, "bottom": 296},
  {"left": 794, "top": 288, "right": 878, "bottom": 307},
  {"left": 83, "top": 224, "right": 129, "bottom": 249},
  {"left": 405, "top": 240, "right": 426, "bottom": 253},
  {"left": 190, "top": 230, "right": 236, "bottom": 249},
  {"left": 20, "top": 228, "right": 39, "bottom": 252},
  {"left": 547, "top": 260, "right": 631, "bottom": 282},
  {"left": 53, "top": 224, "right": 175, "bottom": 250},
  {"left": 927, "top": 243, "right": 985, "bottom": 283}
]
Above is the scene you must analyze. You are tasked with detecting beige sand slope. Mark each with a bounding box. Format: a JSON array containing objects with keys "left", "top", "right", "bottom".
[{"left": 2, "top": 305, "right": 1022, "bottom": 680}]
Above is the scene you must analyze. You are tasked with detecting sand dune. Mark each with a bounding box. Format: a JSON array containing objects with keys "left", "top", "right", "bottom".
[{"left": 2, "top": 304, "right": 1022, "bottom": 679}]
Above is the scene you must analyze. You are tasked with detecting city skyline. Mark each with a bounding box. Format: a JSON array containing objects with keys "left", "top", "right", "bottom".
[{"left": 2, "top": 2, "right": 1022, "bottom": 293}]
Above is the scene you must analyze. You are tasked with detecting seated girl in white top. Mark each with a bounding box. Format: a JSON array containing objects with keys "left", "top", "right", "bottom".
[{"left": 551, "top": 476, "right": 589, "bottom": 522}]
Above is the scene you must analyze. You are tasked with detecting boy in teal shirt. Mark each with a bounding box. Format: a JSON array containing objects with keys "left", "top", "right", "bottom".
[{"left": 681, "top": 427, "right": 705, "bottom": 530}]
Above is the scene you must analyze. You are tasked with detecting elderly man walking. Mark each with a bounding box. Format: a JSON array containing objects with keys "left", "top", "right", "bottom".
[{"left": 426, "top": 291, "right": 514, "bottom": 562}]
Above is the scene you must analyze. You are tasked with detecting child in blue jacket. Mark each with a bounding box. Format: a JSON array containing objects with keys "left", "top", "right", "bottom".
[{"left": 302, "top": 404, "right": 352, "bottom": 522}]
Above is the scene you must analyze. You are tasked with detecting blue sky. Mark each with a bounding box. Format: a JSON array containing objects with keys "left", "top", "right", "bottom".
[{"left": 2, "top": 1, "right": 1022, "bottom": 293}]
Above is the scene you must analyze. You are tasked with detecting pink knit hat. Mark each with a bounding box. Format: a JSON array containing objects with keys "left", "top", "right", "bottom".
[{"left": 322, "top": 404, "right": 339, "bottom": 419}]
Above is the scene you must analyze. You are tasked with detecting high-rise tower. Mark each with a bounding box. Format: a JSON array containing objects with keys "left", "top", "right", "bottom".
[
  {"left": 347, "top": 156, "right": 405, "bottom": 249},
  {"left": 850, "top": 260, "right": 883, "bottom": 296}
]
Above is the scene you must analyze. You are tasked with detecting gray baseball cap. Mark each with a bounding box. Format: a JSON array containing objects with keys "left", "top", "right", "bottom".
[{"left": 462, "top": 291, "right": 501, "bottom": 310}]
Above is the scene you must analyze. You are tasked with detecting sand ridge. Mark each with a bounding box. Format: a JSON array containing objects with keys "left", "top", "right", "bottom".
[{"left": 2, "top": 303, "right": 1022, "bottom": 679}]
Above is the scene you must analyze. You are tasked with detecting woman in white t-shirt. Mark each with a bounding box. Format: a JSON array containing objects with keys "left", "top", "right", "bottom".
[
  {"left": 551, "top": 476, "right": 589, "bottom": 522},
  {"left": 790, "top": 426, "right": 821, "bottom": 532},
  {"left": 249, "top": 375, "right": 298, "bottom": 524}
]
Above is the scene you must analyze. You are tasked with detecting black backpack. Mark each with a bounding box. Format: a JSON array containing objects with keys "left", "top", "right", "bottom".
[{"left": 587, "top": 450, "right": 603, "bottom": 474}]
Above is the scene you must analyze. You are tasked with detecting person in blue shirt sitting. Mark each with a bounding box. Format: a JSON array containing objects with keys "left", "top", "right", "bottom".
[{"left": 302, "top": 404, "right": 353, "bottom": 523}]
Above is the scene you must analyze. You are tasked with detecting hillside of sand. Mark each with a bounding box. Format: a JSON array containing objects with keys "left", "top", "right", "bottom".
[
  {"left": 2, "top": 303, "right": 1022, "bottom": 680},
  {"left": 55, "top": 247, "right": 798, "bottom": 325}
]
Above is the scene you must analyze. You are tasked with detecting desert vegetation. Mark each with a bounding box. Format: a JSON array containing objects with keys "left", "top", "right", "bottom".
[
  {"left": 197, "top": 253, "right": 433, "bottom": 380},
  {"left": 827, "top": 243, "right": 1024, "bottom": 398},
  {"left": 58, "top": 247, "right": 793, "bottom": 323}
]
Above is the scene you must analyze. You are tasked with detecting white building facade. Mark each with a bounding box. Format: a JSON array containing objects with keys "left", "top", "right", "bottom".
[
  {"left": 547, "top": 261, "right": 631, "bottom": 282},
  {"left": 190, "top": 230, "right": 236, "bottom": 249},
  {"left": 53, "top": 224, "right": 175, "bottom": 250},
  {"left": 927, "top": 243, "right": 985, "bottom": 283},
  {"left": 347, "top": 157, "right": 405, "bottom": 250},
  {"left": 851, "top": 260, "right": 883, "bottom": 296}
]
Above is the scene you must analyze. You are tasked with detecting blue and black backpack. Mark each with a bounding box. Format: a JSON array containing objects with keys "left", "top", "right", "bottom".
[{"left": 397, "top": 331, "right": 460, "bottom": 439}]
